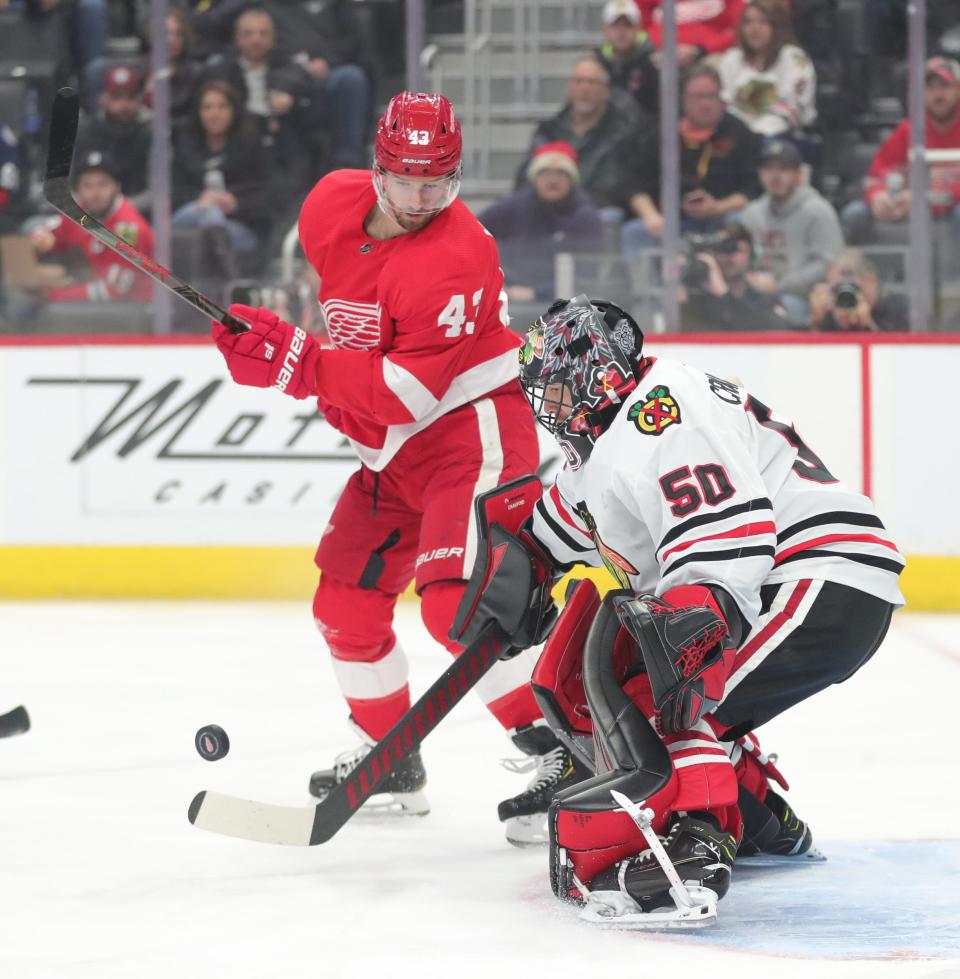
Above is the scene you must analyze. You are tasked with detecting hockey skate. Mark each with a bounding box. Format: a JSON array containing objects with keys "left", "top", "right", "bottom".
[
  {"left": 498, "top": 721, "right": 592, "bottom": 846},
  {"left": 309, "top": 720, "right": 430, "bottom": 816},
  {"left": 737, "top": 785, "right": 821, "bottom": 860},
  {"left": 731, "top": 736, "right": 822, "bottom": 860},
  {"left": 575, "top": 801, "right": 736, "bottom": 929}
]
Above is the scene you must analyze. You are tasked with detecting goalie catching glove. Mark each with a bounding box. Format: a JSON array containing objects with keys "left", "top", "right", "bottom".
[
  {"left": 614, "top": 585, "right": 738, "bottom": 735},
  {"left": 211, "top": 304, "right": 320, "bottom": 400},
  {"left": 450, "top": 475, "right": 557, "bottom": 657}
]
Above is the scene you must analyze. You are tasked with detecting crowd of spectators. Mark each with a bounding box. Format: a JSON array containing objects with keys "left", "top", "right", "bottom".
[
  {"left": 0, "top": 0, "right": 376, "bottom": 329},
  {"left": 0, "top": 0, "right": 957, "bottom": 334},
  {"left": 487, "top": 0, "right": 960, "bottom": 333}
]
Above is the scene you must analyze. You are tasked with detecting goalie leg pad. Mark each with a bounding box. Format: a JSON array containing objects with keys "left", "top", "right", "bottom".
[
  {"left": 550, "top": 768, "right": 679, "bottom": 901},
  {"left": 531, "top": 577, "right": 602, "bottom": 769}
]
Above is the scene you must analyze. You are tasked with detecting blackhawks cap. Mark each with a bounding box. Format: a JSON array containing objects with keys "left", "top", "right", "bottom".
[{"left": 73, "top": 149, "right": 120, "bottom": 182}]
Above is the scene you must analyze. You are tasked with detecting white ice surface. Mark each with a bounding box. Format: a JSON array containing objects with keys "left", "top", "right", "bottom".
[{"left": 2, "top": 601, "right": 959, "bottom": 979}]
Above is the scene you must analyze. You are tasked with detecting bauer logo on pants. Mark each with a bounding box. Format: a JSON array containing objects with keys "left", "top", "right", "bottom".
[{"left": 416, "top": 547, "right": 465, "bottom": 569}]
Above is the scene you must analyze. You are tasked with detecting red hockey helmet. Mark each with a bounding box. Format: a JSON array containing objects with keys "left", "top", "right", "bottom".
[{"left": 374, "top": 91, "right": 462, "bottom": 178}]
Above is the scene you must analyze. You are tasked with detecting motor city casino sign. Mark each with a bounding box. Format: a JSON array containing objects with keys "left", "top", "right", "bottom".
[{"left": 0, "top": 343, "right": 560, "bottom": 546}]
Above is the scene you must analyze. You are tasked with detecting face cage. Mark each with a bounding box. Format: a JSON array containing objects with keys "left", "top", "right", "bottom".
[
  {"left": 523, "top": 369, "right": 588, "bottom": 438},
  {"left": 372, "top": 166, "right": 462, "bottom": 220}
]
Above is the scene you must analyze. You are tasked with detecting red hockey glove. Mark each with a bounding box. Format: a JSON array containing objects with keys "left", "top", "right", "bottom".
[
  {"left": 614, "top": 585, "right": 736, "bottom": 736},
  {"left": 211, "top": 303, "right": 320, "bottom": 400}
]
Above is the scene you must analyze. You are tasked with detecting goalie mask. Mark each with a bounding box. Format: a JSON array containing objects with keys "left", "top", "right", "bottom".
[{"left": 519, "top": 295, "right": 645, "bottom": 468}]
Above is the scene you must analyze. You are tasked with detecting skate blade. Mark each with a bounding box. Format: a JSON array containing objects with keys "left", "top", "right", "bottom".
[
  {"left": 579, "top": 887, "right": 718, "bottom": 929},
  {"left": 309, "top": 788, "right": 431, "bottom": 817},
  {"left": 504, "top": 813, "right": 549, "bottom": 847},
  {"left": 738, "top": 845, "right": 827, "bottom": 865}
]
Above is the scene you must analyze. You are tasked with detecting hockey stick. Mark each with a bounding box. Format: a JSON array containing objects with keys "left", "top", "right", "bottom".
[
  {"left": 0, "top": 705, "right": 30, "bottom": 738},
  {"left": 43, "top": 87, "right": 249, "bottom": 334},
  {"left": 188, "top": 623, "right": 513, "bottom": 846}
]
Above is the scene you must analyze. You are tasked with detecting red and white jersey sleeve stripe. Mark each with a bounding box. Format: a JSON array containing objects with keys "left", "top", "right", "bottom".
[{"left": 530, "top": 482, "right": 600, "bottom": 570}]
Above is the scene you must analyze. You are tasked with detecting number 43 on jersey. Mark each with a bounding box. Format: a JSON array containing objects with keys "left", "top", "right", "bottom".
[{"left": 437, "top": 289, "right": 509, "bottom": 338}]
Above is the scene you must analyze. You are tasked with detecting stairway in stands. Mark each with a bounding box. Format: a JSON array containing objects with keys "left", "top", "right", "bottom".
[{"left": 423, "top": 0, "right": 606, "bottom": 211}]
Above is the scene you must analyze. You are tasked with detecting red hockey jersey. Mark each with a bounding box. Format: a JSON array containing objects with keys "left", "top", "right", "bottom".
[
  {"left": 864, "top": 110, "right": 960, "bottom": 214},
  {"left": 298, "top": 169, "right": 521, "bottom": 471},
  {"left": 45, "top": 195, "right": 155, "bottom": 303}
]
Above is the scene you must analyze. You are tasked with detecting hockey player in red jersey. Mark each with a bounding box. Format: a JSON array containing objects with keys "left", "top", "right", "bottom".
[
  {"left": 29, "top": 149, "right": 155, "bottom": 304},
  {"left": 460, "top": 294, "right": 903, "bottom": 923},
  {"left": 211, "top": 92, "right": 589, "bottom": 843}
]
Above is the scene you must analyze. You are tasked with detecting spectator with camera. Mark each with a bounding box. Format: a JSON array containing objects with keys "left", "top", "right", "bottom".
[
  {"left": 620, "top": 64, "right": 761, "bottom": 257},
  {"left": 739, "top": 138, "right": 843, "bottom": 325},
  {"left": 515, "top": 56, "right": 639, "bottom": 211},
  {"left": 808, "top": 249, "right": 909, "bottom": 333},
  {"left": 594, "top": 0, "right": 660, "bottom": 118},
  {"left": 842, "top": 57, "right": 960, "bottom": 245},
  {"left": 480, "top": 141, "right": 604, "bottom": 303},
  {"left": 679, "top": 220, "right": 791, "bottom": 331}
]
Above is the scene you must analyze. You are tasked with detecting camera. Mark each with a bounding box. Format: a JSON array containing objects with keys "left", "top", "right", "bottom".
[
  {"left": 831, "top": 277, "right": 861, "bottom": 310},
  {"left": 681, "top": 231, "right": 739, "bottom": 290}
]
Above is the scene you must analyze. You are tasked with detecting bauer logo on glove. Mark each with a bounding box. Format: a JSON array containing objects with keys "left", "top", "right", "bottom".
[{"left": 211, "top": 303, "right": 320, "bottom": 400}]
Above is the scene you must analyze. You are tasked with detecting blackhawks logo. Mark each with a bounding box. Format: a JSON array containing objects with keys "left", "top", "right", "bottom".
[
  {"left": 591, "top": 364, "right": 627, "bottom": 400},
  {"left": 519, "top": 326, "right": 545, "bottom": 365},
  {"left": 115, "top": 221, "right": 140, "bottom": 247},
  {"left": 576, "top": 502, "right": 638, "bottom": 589},
  {"left": 629, "top": 385, "right": 681, "bottom": 436}
]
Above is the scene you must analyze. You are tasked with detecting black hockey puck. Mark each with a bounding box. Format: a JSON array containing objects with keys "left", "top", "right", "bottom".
[{"left": 195, "top": 724, "right": 230, "bottom": 761}]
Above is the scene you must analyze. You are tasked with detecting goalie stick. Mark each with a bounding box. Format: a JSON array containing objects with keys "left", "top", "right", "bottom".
[
  {"left": 0, "top": 705, "right": 30, "bottom": 738},
  {"left": 188, "top": 623, "right": 512, "bottom": 846},
  {"left": 43, "top": 87, "right": 249, "bottom": 334}
]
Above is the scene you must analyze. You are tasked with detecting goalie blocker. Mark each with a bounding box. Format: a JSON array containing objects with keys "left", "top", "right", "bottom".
[{"left": 450, "top": 475, "right": 557, "bottom": 657}]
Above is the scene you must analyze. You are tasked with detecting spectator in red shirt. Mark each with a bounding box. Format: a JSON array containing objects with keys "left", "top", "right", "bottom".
[
  {"left": 638, "top": 0, "right": 745, "bottom": 69},
  {"left": 28, "top": 150, "right": 155, "bottom": 304},
  {"left": 843, "top": 56, "right": 960, "bottom": 243}
]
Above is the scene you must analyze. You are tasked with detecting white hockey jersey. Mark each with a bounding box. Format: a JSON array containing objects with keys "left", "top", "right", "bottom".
[
  {"left": 531, "top": 357, "right": 905, "bottom": 628},
  {"left": 717, "top": 44, "right": 817, "bottom": 136}
]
